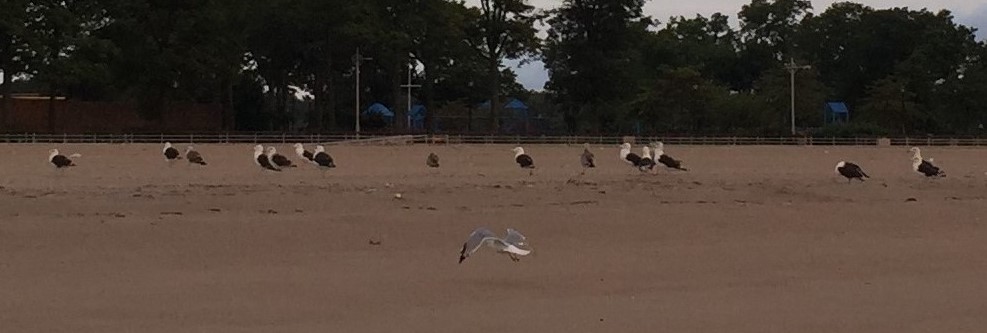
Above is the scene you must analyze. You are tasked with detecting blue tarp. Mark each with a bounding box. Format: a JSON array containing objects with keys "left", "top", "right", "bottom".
[
  {"left": 410, "top": 104, "right": 426, "bottom": 130},
  {"left": 826, "top": 102, "right": 849, "bottom": 114},
  {"left": 363, "top": 103, "right": 394, "bottom": 119},
  {"left": 478, "top": 98, "right": 529, "bottom": 118}
]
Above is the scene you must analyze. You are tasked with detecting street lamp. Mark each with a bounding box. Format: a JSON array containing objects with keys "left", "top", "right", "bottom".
[
  {"left": 784, "top": 58, "right": 811, "bottom": 135},
  {"left": 352, "top": 48, "right": 372, "bottom": 137},
  {"left": 400, "top": 61, "right": 421, "bottom": 130}
]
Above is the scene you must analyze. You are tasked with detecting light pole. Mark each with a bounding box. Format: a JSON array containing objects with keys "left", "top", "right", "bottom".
[
  {"left": 352, "top": 48, "right": 372, "bottom": 137},
  {"left": 784, "top": 58, "right": 811, "bottom": 135},
  {"left": 400, "top": 62, "right": 421, "bottom": 130}
]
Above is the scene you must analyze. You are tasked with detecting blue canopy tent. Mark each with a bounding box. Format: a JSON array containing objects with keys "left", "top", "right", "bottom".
[
  {"left": 825, "top": 102, "right": 849, "bottom": 124},
  {"left": 363, "top": 103, "right": 394, "bottom": 121},
  {"left": 409, "top": 104, "right": 426, "bottom": 130},
  {"left": 478, "top": 98, "right": 531, "bottom": 133}
]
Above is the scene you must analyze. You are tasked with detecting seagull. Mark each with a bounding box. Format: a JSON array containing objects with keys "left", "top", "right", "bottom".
[
  {"left": 267, "top": 147, "right": 296, "bottom": 168},
  {"left": 580, "top": 143, "right": 595, "bottom": 170},
  {"left": 313, "top": 145, "right": 335, "bottom": 169},
  {"left": 48, "top": 149, "right": 80, "bottom": 168},
  {"left": 835, "top": 161, "right": 868, "bottom": 183},
  {"left": 619, "top": 143, "right": 644, "bottom": 172},
  {"left": 163, "top": 142, "right": 182, "bottom": 162},
  {"left": 652, "top": 142, "right": 688, "bottom": 171},
  {"left": 909, "top": 147, "right": 945, "bottom": 177},
  {"left": 254, "top": 144, "right": 280, "bottom": 172},
  {"left": 294, "top": 143, "right": 316, "bottom": 165},
  {"left": 639, "top": 146, "right": 657, "bottom": 172},
  {"left": 426, "top": 152, "right": 440, "bottom": 168},
  {"left": 513, "top": 147, "right": 535, "bottom": 175},
  {"left": 185, "top": 146, "right": 207, "bottom": 166},
  {"left": 459, "top": 227, "right": 532, "bottom": 263}
]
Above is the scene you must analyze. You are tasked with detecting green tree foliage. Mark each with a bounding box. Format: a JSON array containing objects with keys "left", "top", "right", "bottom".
[
  {"left": 543, "top": 0, "right": 650, "bottom": 133},
  {"left": 464, "top": 0, "right": 539, "bottom": 132},
  {"left": 4, "top": 0, "right": 986, "bottom": 136}
]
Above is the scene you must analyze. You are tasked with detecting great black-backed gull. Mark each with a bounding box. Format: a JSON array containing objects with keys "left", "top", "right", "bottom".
[
  {"left": 294, "top": 143, "right": 316, "bottom": 165},
  {"left": 426, "top": 152, "right": 440, "bottom": 168},
  {"left": 48, "top": 149, "right": 80, "bottom": 168},
  {"left": 254, "top": 145, "right": 280, "bottom": 172},
  {"left": 909, "top": 147, "right": 945, "bottom": 177},
  {"left": 185, "top": 146, "right": 207, "bottom": 166},
  {"left": 580, "top": 143, "right": 595, "bottom": 169},
  {"left": 618, "top": 143, "right": 645, "bottom": 172},
  {"left": 652, "top": 142, "right": 688, "bottom": 171},
  {"left": 835, "top": 161, "right": 868, "bottom": 183},
  {"left": 313, "top": 145, "right": 335, "bottom": 168},
  {"left": 267, "top": 147, "right": 296, "bottom": 168},
  {"left": 459, "top": 227, "right": 531, "bottom": 263},
  {"left": 163, "top": 142, "right": 182, "bottom": 161},
  {"left": 513, "top": 147, "right": 535, "bottom": 175},
  {"left": 639, "top": 146, "right": 657, "bottom": 171}
]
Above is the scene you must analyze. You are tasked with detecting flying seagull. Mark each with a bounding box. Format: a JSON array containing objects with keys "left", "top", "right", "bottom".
[
  {"left": 909, "top": 147, "right": 945, "bottom": 177},
  {"left": 185, "top": 146, "right": 207, "bottom": 166},
  {"left": 459, "top": 227, "right": 532, "bottom": 263},
  {"left": 835, "top": 161, "right": 868, "bottom": 183}
]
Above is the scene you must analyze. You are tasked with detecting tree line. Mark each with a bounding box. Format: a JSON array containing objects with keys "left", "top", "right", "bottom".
[{"left": 1, "top": 0, "right": 984, "bottom": 135}]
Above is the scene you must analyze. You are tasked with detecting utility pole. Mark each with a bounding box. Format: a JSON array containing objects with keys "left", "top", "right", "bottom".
[
  {"left": 785, "top": 58, "right": 811, "bottom": 136},
  {"left": 352, "top": 48, "right": 372, "bottom": 137},
  {"left": 400, "top": 63, "right": 421, "bottom": 130}
]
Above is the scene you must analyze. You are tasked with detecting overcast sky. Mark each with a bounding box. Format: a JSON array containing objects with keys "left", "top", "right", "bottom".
[{"left": 464, "top": 0, "right": 987, "bottom": 90}]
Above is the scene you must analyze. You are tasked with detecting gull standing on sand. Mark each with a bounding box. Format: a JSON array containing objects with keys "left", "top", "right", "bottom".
[
  {"left": 619, "top": 143, "right": 645, "bottom": 172},
  {"left": 312, "top": 145, "right": 335, "bottom": 169},
  {"left": 426, "top": 152, "right": 440, "bottom": 168},
  {"left": 185, "top": 146, "right": 207, "bottom": 166},
  {"left": 48, "top": 149, "right": 80, "bottom": 169},
  {"left": 639, "top": 146, "right": 656, "bottom": 171},
  {"left": 162, "top": 142, "right": 182, "bottom": 162},
  {"left": 652, "top": 142, "right": 688, "bottom": 171},
  {"left": 254, "top": 145, "right": 280, "bottom": 172},
  {"left": 909, "top": 147, "right": 944, "bottom": 177},
  {"left": 834, "top": 161, "right": 868, "bottom": 183},
  {"left": 580, "top": 143, "right": 595, "bottom": 170},
  {"left": 294, "top": 143, "right": 316, "bottom": 165},
  {"left": 459, "top": 227, "right": 532, "bottom": 263},
  {"left": 513, "top": 147, "right": 535, "bottom": 175},
  {"left": 267, "top": 147, "right": 296, "bottom": 168}
]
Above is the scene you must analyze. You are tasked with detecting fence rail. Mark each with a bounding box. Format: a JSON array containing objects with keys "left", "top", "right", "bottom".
[{"left": 3, "top": 133, "right": 987, "bottom": 146}]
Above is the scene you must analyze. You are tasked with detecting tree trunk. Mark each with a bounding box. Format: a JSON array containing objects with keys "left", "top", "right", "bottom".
[
  {"left": 0, "top": 70, "right": 8, "bottom": 130},
  {"left": 312, "top": 69, "right": 326, "bottom": 132},
  {"left": 422, "top": 63, "right": 435, "bottom": 134},
  {"left": 220, "top": 77, "right": 234, "bottom": 131},
  {"left": 489, "top": 59, "right": 500, "bottom": 133},
  {"left": 392, "top": 62, "right": 405, "bottom": 131},
  {"left": 326, "top": 71, "right": 336, "bottom": 130}
]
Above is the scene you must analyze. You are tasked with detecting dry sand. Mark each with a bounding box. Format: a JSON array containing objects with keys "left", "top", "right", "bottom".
[{"left": 1, "top": 143, "right": 986, "bottom": 332}]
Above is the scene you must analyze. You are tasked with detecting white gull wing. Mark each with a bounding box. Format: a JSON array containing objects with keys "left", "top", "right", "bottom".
[
  {"left": 461, "top": 227, "right": 498, "bottom": 257},
  {"left": 503, "top": 228, "right": 527, "bottom": 247}
]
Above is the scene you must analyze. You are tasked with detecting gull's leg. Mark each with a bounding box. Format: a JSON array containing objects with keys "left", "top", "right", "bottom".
[{"left": 509, "top": 253, "right": 520, "bottom": 262}]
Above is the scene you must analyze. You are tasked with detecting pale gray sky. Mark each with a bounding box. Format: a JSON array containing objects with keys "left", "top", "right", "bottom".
[{"left": 464, "top": 0, "right": 987, "bottom": 90}]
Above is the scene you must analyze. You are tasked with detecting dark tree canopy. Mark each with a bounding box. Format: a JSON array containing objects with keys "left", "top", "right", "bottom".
[{"left": 1, "top": 0, "right": 984, "bottom": 136}]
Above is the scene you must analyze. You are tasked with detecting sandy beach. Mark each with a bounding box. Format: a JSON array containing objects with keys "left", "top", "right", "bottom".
[{"left": 1, "top": 143, "right": 986, "bottom": 332}]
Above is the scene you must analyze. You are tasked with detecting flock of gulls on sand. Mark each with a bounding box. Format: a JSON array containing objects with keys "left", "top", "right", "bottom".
[{"left": 43, "top": 141, "right": 951, "bottom": 264}]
